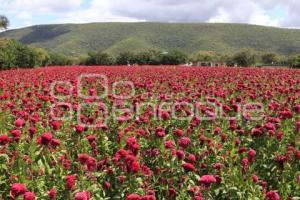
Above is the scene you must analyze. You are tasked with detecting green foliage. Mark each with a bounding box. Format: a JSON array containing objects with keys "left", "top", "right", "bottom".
[
  {"left": 0, "top": 39, "right": 50, "bottom": 70},
  {"left": 0, "top": 15, "right": 9, "bottom": 30},
  {"left": 191, "top": 51, "right": 216, "bottom": 62},
  {"left": 2, "top": 22, "right": 300, "bottom": 56},
  {"left": 116, "top": 51, "right": 136, "bottom": 65},
  {"left": 48, "top": 53, "right": 73, "bottom": 66},
  {"left": 288, "top": 54, "right": 300, "bottom": 68},
  {"left": 232, "top": 49, "right": 257, "bottom": 66},
  {"left": 160, "top": 50, "right": 188, "bottom": 65},
  {"left": 85, "top": 52, "right": 115, "bottom": 66},
  {"left": 135, "top": 50, "right": 163, "bottom": 65},
  {"left": 261, "top": 52, "right": 278, "bottom": 65}
]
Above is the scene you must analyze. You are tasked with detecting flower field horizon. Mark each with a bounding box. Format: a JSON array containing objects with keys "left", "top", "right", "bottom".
[{"left": 0, "top": 66, "right": 299, "bottom": 199}]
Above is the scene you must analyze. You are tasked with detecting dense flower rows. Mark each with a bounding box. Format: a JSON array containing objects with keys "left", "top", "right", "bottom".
[{"left": 0, "top": 66, "right": 299, "bottom": 199}]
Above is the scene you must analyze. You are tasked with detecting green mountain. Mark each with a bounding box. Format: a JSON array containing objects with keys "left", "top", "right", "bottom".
[{"left": 1, "top": 22, "right": 300, "bottom": 56}]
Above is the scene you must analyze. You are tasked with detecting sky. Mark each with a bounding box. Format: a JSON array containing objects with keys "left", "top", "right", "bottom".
[{"left": 0, "top": 0, "right": 299, "bottom": 29}]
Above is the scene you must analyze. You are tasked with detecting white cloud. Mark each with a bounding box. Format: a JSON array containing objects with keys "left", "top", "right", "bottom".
[
  {"left": 0, "top": 0, "right": 298, "bottom": 28},
  {"left": 56, "top": 0, "right": 142, "bottom": 24},
  {"left": 1, "top": 0, "right": 83, "bottom": 14}
]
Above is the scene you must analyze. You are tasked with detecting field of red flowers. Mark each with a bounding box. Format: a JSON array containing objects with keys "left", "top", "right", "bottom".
[{"left": 0, "top": 66, "right": 299, "bottom": 200}]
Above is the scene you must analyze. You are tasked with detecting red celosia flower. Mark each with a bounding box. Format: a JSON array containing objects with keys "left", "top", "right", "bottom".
[
  {"left": 66, "top": 175, "right": 76, "bottom": 190},
  {"left": 141, "top": 195, "right": 156, "bottom": 200},
  {"left": 51, "top": 121, "right": 62, "bottom": 130},
  {"left": 15, "top": 118, "right": 25, "bottom": 128},
  {"left": 104, "top": 181, "right": 111, "bottom": 190},
  {"left": 75, "top": 192, "right": 91, "bottom": 200},
  {"left": 179, "top": 137, "right": 191, "bottom": 149},
  {"left": 213, "top": 163, "right": 222, "bottom": 170},
  {"left": 51, "top": 139, "right": 60, "bottom": 147},
  {"left": 0, "top": 135, "right": 9, "bottom": 145},
  {"left": 266, "top": 191, "right": 280, "bottom": 200},
  {"left": 127, "top": 193, "right": 141, "bottom": 200},
  {"left": 295, "top": 151, "right": 300, "bottom": 159},
  {"left": 131, "top": 161, "right": 140, "bottom": 173},
  {"left": 75, "top": 125, "right": 85, "bottom": 134},
  {"left": 199, "top": 175, "right": 217, "bottom": 186},
  {"left": 48, "top": 188, "right": 57, "bottom": 199},
  {"left": 164, "top": 140, "right": 175, "bottom": 149},
  {"left": 242, "top": 157, "right": 249, "bottom": 171},
  {"left": 176, "top": 150, "right": 185, "bottom": 160},
  {"left": 252, "top": 174, "right": 259, "bottom": 183},
  {"left": 248, "top": 149, "right": 256, "bottom": 162},
  {"left": 188, "top": 154, "right": 197, "bottom": 163},
  {"left": 78, "top": 153, "right": 90, "bottom": 164},
  {"left": 11, "top": 183, "right": 27, "bottom": 197},
  {"left": 29, "top": 127, "right": 37, "bottom": 136},
  {"left": 182, "top": 162, "right": 195, "bottom": 172},
  {"left": 11, "top": 129, "right": 21, "bottom": 142},
  {"left": 174, "top": 128, "right": 184, "bottom": 137},
  {"left": 294, "top": 105, "right": 300, "bottom": 113},
  {"left": 40, "top": 132, "right": 53, "bottom": 145},
  {"left": 86, "top": 135, "right": 97, "bottom": 144},
  {"left": 24, "top": 191, "right": 36, "bottom": 200},
  {"left": 155, "top": 127, "right": 165, "bottom": 138}
]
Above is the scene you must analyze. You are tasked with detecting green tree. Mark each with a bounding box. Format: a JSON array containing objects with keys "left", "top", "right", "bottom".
[
  {"left": 85, "top": 52, "right": 115, "bottom": 65},
  {"left": 288, "top": 54, "right": 300, "bottom": 68},
  {"left": 49, "top": 53, "right": 73, "bottom": 66},
  {"left": 233, "top": 50, "right": 256, "bottom": 66},
  {"left": 0, "top": 15, "right": 9, "bottom": 30},
  {"left": 261, "top": 52, "right": 278, "bottom": 65},
  {"left": 192, "top": 51, "right": 216, "bottom": 62},
  {"left": 116, "top": 51, "right": 136, "bottom": 65},
  {"left": 160, "top": 50, "right": 188, "bottom": 65}
]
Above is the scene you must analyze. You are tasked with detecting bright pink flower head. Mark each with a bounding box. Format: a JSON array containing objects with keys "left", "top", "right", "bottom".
[
  {"left": 199, "top": 175, "right": 217, "bottom": 186},
  {"left": 24, "top": 192, "right": 36, "bottom": 200},
  {"left": 0, "top": 134, "right": 9, "bottom": 145},
  {"left": 75, "top": 125, "right": 85, "bottom": 134},
  {"left": 66, "top": 175, "right": 76, "bottom": 190},
  {"left": 48, "top": 188, "right": 57, "bottom": 199},
  {"left": 75, "top": 192, "right": 91, "bottom": 200},
  {"left": 164, "top": 140, "right": 175, "bottom": 149},
  {"left": 182, "top": 162, "right": 195, "bottom": 172},
  {"left": 11, "top": 183, "right": 27, "bottom": 197},
  {"left": 252, "top": 174, "right": 259, "bottom": 183},
  {"left": 141, "top": 195, "right": 156, "bottom": 200},
  {"left": 15, "top": 118, "right": 25, "bottom": 128},
  {"left": 176, "top": 150, "right": 185, "bottom": 160},
  {"left": 266, "top": 191, "right": 280, "bottom": 200},
  {"left": 131, "top": 161, "right": 140, "bottom": 173},
  {"left": 179, "top": 137, "right": 191, "bottom": 149},
  {"left": 174, "top": 129, "right": 184, "bottom": 137},
  {"left": 127, "top": 193, "right": 141, "bottom": 200},
  {"left": 248, "top": 149, "right": 256, "bottom": 162},
  {"left": 11, "top": 129, "right": 21, "bottom": 141},
  {"left": 51, "top": 139, "right": 61, "bottom": 147},
  {"left": 155, "top": 127, "right": 165, "bottom": 138},
  {"left": 40, "top": 132, "right": 53, "bottom": 145},
  {"left": 78, "top": 153, "right": 90, "bottom": 164},
  {"left": 294, "top": 105, "right": 300, "bottom": 113},
  {"left": 86, "top": 135, "right": 96, "bottom": 144},
  {"left": 51, "top": 121, "right": 62, "bottom": 131}
]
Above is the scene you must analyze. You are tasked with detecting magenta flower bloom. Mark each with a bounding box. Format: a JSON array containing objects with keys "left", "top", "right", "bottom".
[{"left": 199, "top": 175, "right": 217, "bottom": 186}]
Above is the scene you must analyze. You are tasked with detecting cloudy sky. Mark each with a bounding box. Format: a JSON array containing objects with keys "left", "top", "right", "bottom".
[{"left": 0, "top": 0, "right": 298, "bottom": 29}]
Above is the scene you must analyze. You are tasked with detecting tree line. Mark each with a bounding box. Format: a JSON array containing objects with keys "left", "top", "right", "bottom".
[
  {"left": 2, "top": 38, "right": 300, "bottom": 70},
  {"left": 1, "top": 15, "right": 300, "bottom": 69}
]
